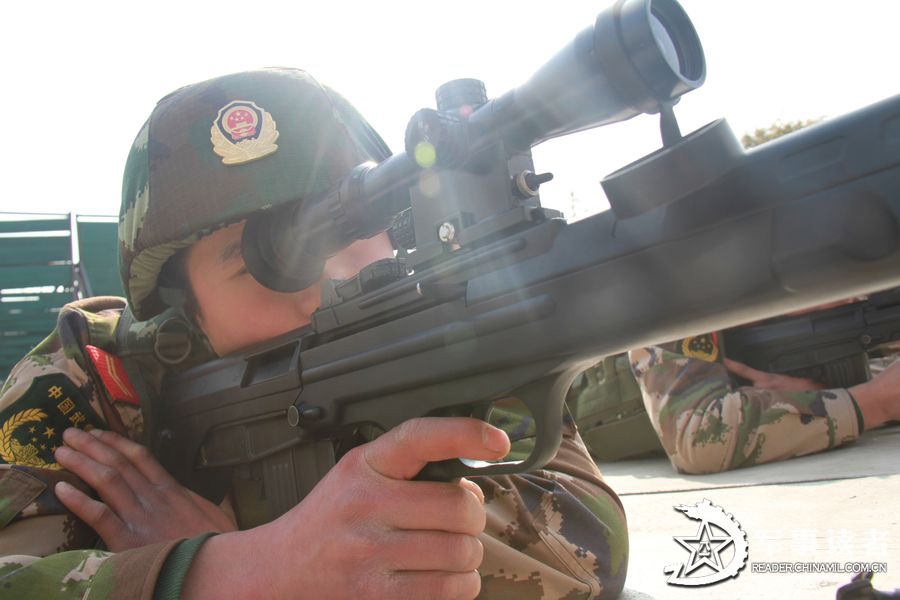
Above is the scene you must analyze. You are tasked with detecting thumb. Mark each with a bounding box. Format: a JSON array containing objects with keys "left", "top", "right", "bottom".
[{"left": 363, "top": 417, "right": 510, "bottom": 480}]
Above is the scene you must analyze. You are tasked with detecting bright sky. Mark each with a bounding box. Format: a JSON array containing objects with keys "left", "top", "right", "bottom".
[{"left": 1, "top": 0, "right": 897, "bottom": 220}]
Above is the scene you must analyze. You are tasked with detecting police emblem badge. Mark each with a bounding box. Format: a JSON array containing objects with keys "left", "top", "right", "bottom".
[{"left": 210, "top": 100, "right": 279, "bottom": 165}]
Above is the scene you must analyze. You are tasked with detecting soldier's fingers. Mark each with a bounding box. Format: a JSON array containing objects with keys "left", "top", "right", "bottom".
[
  {"left": 458, "top": 478, "right": 484, "bottom": 505},
  {"left": 380, "top": 481, "right": 486, "bottom": 535},
  {"left": 54, "top": 445, "right": 142, "bottom": 513},
  {"left": 61, "top": 428, "right": 150, "bottom": 492},
  {"left": 186, "top": 489, "right": 239, "bottom": 532},
  {"left": 384, "top": 531, "right": 483, "bottom": 572},
  {"left": 804, "top": 378, "right": 825, "bottom": 391},
  {"left": 772, "top": 374, "right": 824, "bottom": 392},
  {"left": 722, "top": 358, "right": 767, "bottom": 382},
  {"left": 385, "top": 570, "right": 481, "bottom": 600},
  {"left": 55, "top": 481, "right": 129, "bottom": 548},
  {"left": 363, "top": 418, "right": 510, "bottom": 481},
  {"left": 87, "top": 429, "right": 177, "bottom": 486}
]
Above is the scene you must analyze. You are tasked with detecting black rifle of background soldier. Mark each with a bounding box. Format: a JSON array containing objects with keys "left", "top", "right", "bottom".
[{"left": 724, "top": 287, "right": 900, "bottom": 389}]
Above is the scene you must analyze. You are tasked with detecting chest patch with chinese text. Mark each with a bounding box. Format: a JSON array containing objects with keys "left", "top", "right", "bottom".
[{"left": 0, "top": 374, "right": 105, "bottom": 469}]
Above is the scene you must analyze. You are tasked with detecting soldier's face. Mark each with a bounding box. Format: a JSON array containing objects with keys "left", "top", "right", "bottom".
[{"left": 185, "top": 221, "right": 394, "bottom": 355}]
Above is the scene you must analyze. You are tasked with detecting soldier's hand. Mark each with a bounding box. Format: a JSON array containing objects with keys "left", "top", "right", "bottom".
[
  {"left": 53, "top": 428, "right": 237, "bottom": 551},
  {"left": 180, "top": 417, "right": 510, "bottom": 600},
  {"left": 724, "top": 358, "right": 825, "bottom": 392},
  {"left": 850, "top": 359, "right": 900, "bottom": 430}
]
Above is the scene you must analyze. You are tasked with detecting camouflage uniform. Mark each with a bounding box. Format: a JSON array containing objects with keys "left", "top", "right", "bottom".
[
  {"left": 0, "top": 69, "right": 628, "bottom": 599},
  {"left": 628, "top": 333, "right": 864, "bottom": 475}
]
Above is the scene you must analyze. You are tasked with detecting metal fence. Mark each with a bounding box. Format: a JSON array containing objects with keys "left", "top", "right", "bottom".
[{"left": 1, "top": 212, "right": 122, "bottom": 381}]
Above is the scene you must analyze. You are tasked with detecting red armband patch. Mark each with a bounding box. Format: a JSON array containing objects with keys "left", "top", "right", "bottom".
[{"left": 85, "top": 345, "right": 140, "bottom": 407}]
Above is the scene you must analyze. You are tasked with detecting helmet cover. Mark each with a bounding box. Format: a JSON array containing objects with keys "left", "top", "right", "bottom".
[{"left": 119, "top": 68, "right": 390, "bottom": 320}]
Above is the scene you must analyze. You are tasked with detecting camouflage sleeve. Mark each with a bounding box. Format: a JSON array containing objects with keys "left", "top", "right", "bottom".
[
  {"left": 628, "top": 344, "right": 862, "bottom": 474},
  {"left": 476, "top": 400, "right": 628, "bottom": 599},
  {"left": 0, "top": 298, "right": 182, "bottom": 598},
  {"left": 0, "top": 541, "right": 180, "bottom": 599}
]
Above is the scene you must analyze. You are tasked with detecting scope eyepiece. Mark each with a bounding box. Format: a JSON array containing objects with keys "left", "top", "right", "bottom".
[{"left": 242, "top": 203, "right": 329, "bottom": 293}]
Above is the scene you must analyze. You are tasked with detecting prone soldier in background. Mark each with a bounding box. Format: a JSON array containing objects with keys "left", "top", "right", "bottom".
[
  {"left": 0, "top": 69, "right": 627, "bottom": 599},
  {"left": 568, "top": 297, "right": 900, "bottom": 474}
]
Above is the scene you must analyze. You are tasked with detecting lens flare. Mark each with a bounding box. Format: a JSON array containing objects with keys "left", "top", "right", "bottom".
[
  {"left": 417, "top": 170, "right": 441, "bottom": 197},
  {"left": 414, "top": 141, "right": 437, "bottom": 168}
]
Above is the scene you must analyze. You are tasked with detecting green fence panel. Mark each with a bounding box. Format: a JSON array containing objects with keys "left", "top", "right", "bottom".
[
  {"left": 0, "top": 217, "right": 69, "bottom": 234},
  {"left": 1, "top": 314, "right": 60, "bottom": 334},
  {"left": 0, "top": 214, "right": 122, "bottom": 382},
  {"left": 0, "top": 237, "right": 71, "bottom": 266},
  {"left": 77, "top": 221, "right": 123, "bottom": 297},
  {"left": 0, "top": 265, "right": 73, "bottom": 290},
  {"left": 0, "top": 295, "right": 70, "bottom": 314},
  {"left": 1, "top": 346, "right": 36, "bottom": 363}
]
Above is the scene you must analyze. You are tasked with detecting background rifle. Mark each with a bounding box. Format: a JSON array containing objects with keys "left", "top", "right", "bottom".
[
  {"left": 723, "top": 287, "right": 900, "bottom": 389},
  {"left": 153, "top": 0, "right": 900, "bottom": 523}
]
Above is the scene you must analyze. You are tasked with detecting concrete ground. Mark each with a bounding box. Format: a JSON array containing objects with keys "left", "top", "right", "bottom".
[{"left": 600, "top": 425, "right": 900, "bottom": 599}]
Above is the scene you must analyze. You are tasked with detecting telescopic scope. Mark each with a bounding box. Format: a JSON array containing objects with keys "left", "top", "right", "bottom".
[
  {"left": 242, "top": 0, "right": 706, "bottom": 293},
  {"left": 467, "top": 0, "right": 704, "bottom": 148}
]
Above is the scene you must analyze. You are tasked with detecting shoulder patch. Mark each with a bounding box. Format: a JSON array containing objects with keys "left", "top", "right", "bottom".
[
  {"left": 0, "top": 375, "right": 105, "bottom": 469},
  {"left": 84, "top": 345, "right": 140, "bottom": 407},
  {"left": 680, "top": 333, "right": 720, "bottom": 362}
]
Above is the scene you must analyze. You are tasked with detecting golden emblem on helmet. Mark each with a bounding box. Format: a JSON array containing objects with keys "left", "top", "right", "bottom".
[
  {"left": 210, "top": 100, "right": 279, "bottom": 165},
  {"left": 0, "top": 408, "right": 62, "bottom": 470}
]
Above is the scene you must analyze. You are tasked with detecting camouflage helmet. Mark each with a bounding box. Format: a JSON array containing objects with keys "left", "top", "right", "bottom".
[{"left": 119, "top": 68, "right": 391, "bottom": 321}]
